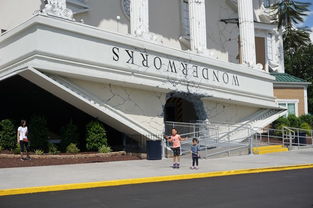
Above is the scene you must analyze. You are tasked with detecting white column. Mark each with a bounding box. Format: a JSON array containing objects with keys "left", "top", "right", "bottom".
[
  {"left": 238, "top": 0, "right": 256, "bottom": 66},
  {"left": 130, "top": 0, "right": 149, "bottom": 38},
  {"left": 188, "top": 0, "right": 207, "bottom": 53}
]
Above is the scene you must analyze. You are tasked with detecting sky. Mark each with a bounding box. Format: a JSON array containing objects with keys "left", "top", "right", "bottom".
[{"left": 298, "top": 0, "right": 313, "bottom": 41}]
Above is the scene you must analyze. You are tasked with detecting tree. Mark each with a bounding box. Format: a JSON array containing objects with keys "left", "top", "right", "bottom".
[
  {"left": 85, "top": 121, "right": 107, "bottom": 151},
  {"left": 271, "top": 1, "right": 312, "bottom": 113},
  {"left": 272, "top": 0, "right": 311, "bottom": 29},
  {"left": 0, "top": 119, "right": 16, "bottom": 150},
  {"left": 60, "top": 120, "right": 80, "bottom": 151},
  {"left": 284, "top": 44, "right": 313, "bottom": 113},
  {"left": 272, "top": 0, "right": 311, "bottom": 53},
  {"left": 29, "top": 115, "right": 49, "bottom": 151}
]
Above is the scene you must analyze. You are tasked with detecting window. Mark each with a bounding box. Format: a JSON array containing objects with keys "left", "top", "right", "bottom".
[
  {"left": 264, "top": 0, "right": 271, "bottom": 8},
  {"left": 181, "top": 0, "right": 190, "bottom": 37},
  {"left": 277, "top": 100, "right": 299, "bottom": 117},
  {"left": 267, "top": 33, "right": 273, "bottom": 61},
  {"left": 121, "top": 0, "right": 130, "bottom": 19}
]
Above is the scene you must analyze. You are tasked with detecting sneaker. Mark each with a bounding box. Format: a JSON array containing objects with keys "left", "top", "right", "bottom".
[
  {"left": 176, "top": 164, "right": 180, "bottom": 169},
  {"left": 20, "top": 158, "right": 25, "bottom": 161},
  {"left": 25, "top": 157, "right": 31, "bottom": 160},
  {"left": 195, "top": 167, "right": 199, "bottom": 170},
  {"left": 190, "top": 166, "right": 194, "bottom": 170},
  {"left": 172, "top": 164, "right": 177, "bottom": 168}
]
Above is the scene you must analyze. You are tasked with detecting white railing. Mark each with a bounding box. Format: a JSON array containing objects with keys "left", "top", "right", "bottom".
[{"left": 164, "top": 121, "right": 313, "bottom": 159}]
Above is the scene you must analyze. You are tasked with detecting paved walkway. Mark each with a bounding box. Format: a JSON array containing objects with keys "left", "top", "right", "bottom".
[{"left": 1, "top": 149, "right": 313, "bottom": 190}]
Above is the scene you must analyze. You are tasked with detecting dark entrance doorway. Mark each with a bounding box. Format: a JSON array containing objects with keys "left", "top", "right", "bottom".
[
  {"left": 0, "top": 75, "right": 125, "bottom": 151},
  {"left": 164, "top": 97, "right": 198, "bottom": 122}
]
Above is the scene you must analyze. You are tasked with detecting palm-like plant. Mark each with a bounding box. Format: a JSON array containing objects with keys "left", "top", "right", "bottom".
[
  {"left": 271, "top": 0, "right": 311, "bottom": 53},
  {"left": 272, "top": 0, "right": 311, "bottom": 29}
]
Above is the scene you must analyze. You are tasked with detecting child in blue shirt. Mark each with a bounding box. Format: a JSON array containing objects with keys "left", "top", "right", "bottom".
[{"left": 190, "top": 138, "right": 200, "bottom": 169}]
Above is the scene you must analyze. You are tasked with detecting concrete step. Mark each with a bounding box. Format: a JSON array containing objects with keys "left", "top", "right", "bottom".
[{"left": 253, "top": 145, "right": 288, "bottom": 155}]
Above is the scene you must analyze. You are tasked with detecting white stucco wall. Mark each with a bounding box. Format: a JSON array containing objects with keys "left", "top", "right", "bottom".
[
  {"left": 0, "top": 0, "right": 42, "bottom": 31},
  {"left": 202, "top": 99, "right": 259, "bottom": 124},
  {"left": 68, "top": 78, "right": 166, "bottom": 136},
  {"left": 74, "top": 0, "right": 130, "bottom": 35}
]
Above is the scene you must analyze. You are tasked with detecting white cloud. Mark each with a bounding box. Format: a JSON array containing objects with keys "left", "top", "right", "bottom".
[{"left": 310, "top": 29, "right": 313, "bottom": 42}]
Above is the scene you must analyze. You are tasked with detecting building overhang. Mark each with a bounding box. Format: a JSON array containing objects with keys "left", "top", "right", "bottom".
[
  {"left": 0, "top": 14, "right": 277, "bottom": 108},
  {"left": 273, "top": 82, "right": 311, "bottom": 88}
]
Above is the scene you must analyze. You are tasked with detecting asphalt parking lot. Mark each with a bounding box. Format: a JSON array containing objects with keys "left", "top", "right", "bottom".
[{"left": 1, "top": 168, "right": 313, "bottom": 208}]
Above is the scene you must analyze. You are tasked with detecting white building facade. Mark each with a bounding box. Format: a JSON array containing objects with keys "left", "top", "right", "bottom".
[{"left": 0, "top": 0, "right": 287, "bottom": 142}]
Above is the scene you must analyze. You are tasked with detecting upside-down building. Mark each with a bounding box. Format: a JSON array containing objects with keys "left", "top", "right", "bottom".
[{"left": 0, "top": 0, "right": 310, "bottom": 144}]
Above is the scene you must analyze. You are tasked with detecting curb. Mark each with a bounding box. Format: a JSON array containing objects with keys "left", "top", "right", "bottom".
[{"left": 1, "top": 163, "right": 313, "bottom": 196}]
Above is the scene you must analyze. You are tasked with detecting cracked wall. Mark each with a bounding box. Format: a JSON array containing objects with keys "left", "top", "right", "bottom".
[
  {"left": 201, "top": 99, "right": 259, "bottom": 124},
  {"left": 68, "top": 78, "right": 166, "bottom": 136}
]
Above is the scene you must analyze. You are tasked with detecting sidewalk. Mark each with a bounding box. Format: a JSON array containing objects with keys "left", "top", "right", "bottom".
[{"left": 1, "top": 148, "right": 313, "bottom": 190}]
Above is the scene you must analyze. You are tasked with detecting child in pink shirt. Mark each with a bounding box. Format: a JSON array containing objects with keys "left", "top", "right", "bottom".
[{"left": 164, "top": 128, "right": 187, "bottom": 168}]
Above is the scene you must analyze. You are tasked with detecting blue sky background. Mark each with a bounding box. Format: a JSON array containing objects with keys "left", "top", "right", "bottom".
[{"left": 298, "top": 0, "right": 313, "bottom": 40}]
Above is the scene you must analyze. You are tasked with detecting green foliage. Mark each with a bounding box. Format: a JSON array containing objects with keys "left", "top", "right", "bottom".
[
  {"left": 271, "top": 0, "right": 312, "bottom": 113},
  {"left": 0, "top": 146, "right": 3, "bottom": 152},
  {"left": 60, "top": 120, "right": 80, "bottom": 151},
  {"left": 272, "top": 0, "right": 311, "bottom": 29},
  {"left": 287, "top": 114, "right": 301, "bottom": 128},
  {"left": 273, "top": 117, "right": 290, "bottom": 135},
  {"left": 66, "top": 143, "right": 80, "bottom": 154},
  {"left": 300, "top": 122, "right": 312, "bottom": 136},
  {"left": 273, "top": 117, "right": 290, "bottom": 129},
  {"left": 0, "top": 119, "right": 16, "bottom": 150},
  {"left": 34, "top": 149, "right": 44, "bottom": 155},
  {"left": 12, "top": 143, "right": 20, "bottom": 154},
  {"left": 48, "top": 143, "right": 60, "bottom": 155},
  {"left": 29, "top": 115, "right": 49, "bottom": 151},
  {"left": 85, "top": 121, "right": 107, "bottom": 151},
  {"left": 299, "top": 114, "right": 313, "bottom": 127},
  {"left": 98, "top": 145, "right": 111, "bottom": 153},
  {"left": 284, "top": 44, "right": 313, "bottom": 114}
]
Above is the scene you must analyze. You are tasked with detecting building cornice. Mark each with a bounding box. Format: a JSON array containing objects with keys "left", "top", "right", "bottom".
[{"left": 0, "top": 14, "right": 275, "bottom": 82}]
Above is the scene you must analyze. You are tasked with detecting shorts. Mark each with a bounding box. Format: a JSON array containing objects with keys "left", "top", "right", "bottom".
[
  {"left": 20, "top": 141, "right": 30, "bottom": 152},
  {"left": 172, "top": 147, "right": 181, "bottom": 156}
]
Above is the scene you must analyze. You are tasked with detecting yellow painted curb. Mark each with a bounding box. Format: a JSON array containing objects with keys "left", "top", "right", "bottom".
[{"left": 1, "top": 163, "right": 313, "bottom": 196}]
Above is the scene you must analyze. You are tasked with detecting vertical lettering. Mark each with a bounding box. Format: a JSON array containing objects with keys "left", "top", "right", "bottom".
[
  {"left": 213, "top": 70, "right": 220, "bottom": 82},
  {"left": 222, "top": 72, "right": 229, "bottom": 84},
  {"left": 141, "top": 53, "right": 149, "bottom": 67},
  {"left": 168, "top": 61, "right": 177, "bottom": 73},
  {"left": 181, "top": 63, "right": 188, "bottom": 76},
  {"left": 192, "top": 65, "right": 199, "bottom": 78},
  {"left": 126, "top": 50, "right": 134, "bottom": 64},
  {"left": 202, "top": 68, "right": 209, "bottom": 80},
  {"left": 153, "top": 57, "right": 162, "bottom": 70},
  {"left": 112, "top": 47, "right": 119, "bottom": 61},
  {"left": 232, "top": 75, "right": 240, "bottom": 86}
]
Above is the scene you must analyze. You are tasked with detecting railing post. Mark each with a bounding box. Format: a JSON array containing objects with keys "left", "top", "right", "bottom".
[
  {"left": 289, "top": 132, "right": 292, "bottom": 149},
  {"left": 249, "top": 129, "right": 253, "bottom": 155},
  {"left": 267, "top": 129, "right": 270, "bottom": 144}
]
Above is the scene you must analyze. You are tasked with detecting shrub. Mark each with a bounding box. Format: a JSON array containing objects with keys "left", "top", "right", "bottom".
[
  {"left": 85, "top": 121, "right": 107, "bottom": 151},
  {"left": 0, "top": 119, "right": 16, "bottom": 150},
  {"left": 66, "top": 143, "right": 80, "bottom": 154},
  {"left": 29, "top": 115, "right": 49, "bottom": 151},
  {"left": 0, "top": 146, "right": 3, "bottom": 152},
  {"left": 300, "top": 122, "right": 312, "bottom": 136},
  {"left": 34, "top": 149, "right": 44, "bottom": 155},
  {"left": 299, "top": 114, "right": 313, "bottom": 127},
  {"left": 60, "top": 120, "right": 80, "bottom": 151},
  {"left": 287, "top": 115, "right": 301, "bottom": 128},
  {"left": 98, "top": 145, "right": 111, "bottom": 153},
  {"left": 48, "top": 143, "right": 60, "bottom": 155},
  {"left": 12, "top": 143, "right": 20, "bottom": 154}
]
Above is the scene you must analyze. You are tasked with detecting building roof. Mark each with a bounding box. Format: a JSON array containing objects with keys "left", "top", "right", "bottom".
[{"left": 270, "top": 72, "right": 309, "bottom": 84}]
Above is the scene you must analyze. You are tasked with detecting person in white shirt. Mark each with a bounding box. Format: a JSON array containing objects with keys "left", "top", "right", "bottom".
[{"left": 17, "top": 120, "right": 30, "bottom": 160}]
